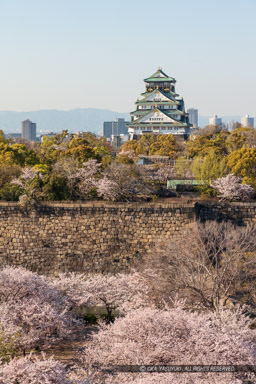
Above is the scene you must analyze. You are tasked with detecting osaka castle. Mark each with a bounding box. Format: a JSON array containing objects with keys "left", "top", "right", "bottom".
[{"left": 128, "top": 68, "right": 192, "bottom": 139}]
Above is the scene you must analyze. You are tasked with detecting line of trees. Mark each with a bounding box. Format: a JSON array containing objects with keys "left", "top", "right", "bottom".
[{"left": 2, "top": 126, "right": 256, "bottom": 203}]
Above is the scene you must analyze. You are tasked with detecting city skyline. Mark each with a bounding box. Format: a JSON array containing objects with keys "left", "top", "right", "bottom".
[{"left": 0, "top": 0, "right": 255, "bottom": 116}]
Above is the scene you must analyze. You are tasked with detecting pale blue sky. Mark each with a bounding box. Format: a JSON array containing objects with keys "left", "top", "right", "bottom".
[{"left": 0, "top": 0, "right": 255, "bottom": 116}]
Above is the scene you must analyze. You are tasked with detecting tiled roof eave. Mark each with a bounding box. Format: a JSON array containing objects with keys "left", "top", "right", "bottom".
[
  {"left": 144, "top": 77, "right": 176, "bottom": 83},
  {"left": 129, "top": 122, "right": 188, "bottom": 127}
]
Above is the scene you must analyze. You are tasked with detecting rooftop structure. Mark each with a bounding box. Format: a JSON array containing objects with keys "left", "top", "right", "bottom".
[
  {"left": 241, "top": 114, "right": 254, "bottom": 128},
  {"left": 128, "top": 68, "right": 192, "bottom": 139},
  {"left": 209, "top": 115, "right": 222, "bottom": 127}
]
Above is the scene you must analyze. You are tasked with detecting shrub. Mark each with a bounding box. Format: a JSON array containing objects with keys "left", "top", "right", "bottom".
[{"left": 0, "top": 183, "right": 22, "bottom": 201}]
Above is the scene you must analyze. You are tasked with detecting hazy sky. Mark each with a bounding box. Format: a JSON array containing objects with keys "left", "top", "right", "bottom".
[{"left": 0, "top": 0, "right": 255, "bottom": 116}]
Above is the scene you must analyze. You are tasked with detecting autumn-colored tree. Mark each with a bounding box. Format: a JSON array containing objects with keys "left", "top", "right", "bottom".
[
  {"left": 121, "top": 139, "right": 138, "bottom": 154},
  {"left": 135, "top": 134, "right": 156, "bottom": 155},
  {"left": 227, "top": 147, "right": 256, "bottom": 178},
  {"left": 225, "top": 128, "right": 247, "bottom": 153},
  {"left": 232, "top": 127, "right": 256, "bottom": 148},
  {"left": 64, "top": 137, "right": 97, "bottom": 164},
  {"left": 52, "top": 129, "right": 69, "bottom": 145},
  {"left": 186, "top": 131, "right": 229, "bottom": 158},
  {"left": 116, "top": 150, "right": 136, "bottom": 164},
  {"left": 149, "top": 134, "right": 177, "bottom": 158},
  {"left": 0, "top": 129, "right": 6, "bottom": 143},
  {"left": 0, "top": 164, "right": 21, "bottom": 188},
  {"left": 0, "top": 142, "right": 40, "bottom": 167}
]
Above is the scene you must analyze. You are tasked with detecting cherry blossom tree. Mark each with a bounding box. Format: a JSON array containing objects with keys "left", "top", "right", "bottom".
[
  {"left": 11, "top": 167, "right": 37, "bottom": 186},
  {"left": 0, "top": 354, "right": 72, "bottom": 384},
  {"left": 52, "top": 272, "right": 152, "bottom": 323},
  {"left": 82, "top": 304, "right": 256, "bottom": 384},
  {"left": 211, "top": 174, "right": 255, "bottom": 201},
  {"left": 97, "top": 163, "right": 153, "bottom": 201},
  {"left": 11, "top": 167, "right": 42, "bottom": 208},
  {"left": 96, "top": 176, "right": 119, "bottom": 201},
  {"left": 0, "top": 267, "right": 79, "bottom": 354},
  {"left": 155, "top": 165, "right": 176, "bottom": 182},
  {"left": 74, "top": 159, "right": 101, "bottom": 198}
]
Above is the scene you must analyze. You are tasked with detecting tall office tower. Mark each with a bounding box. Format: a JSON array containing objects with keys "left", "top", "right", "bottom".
[
  {"left": 209, "top": 115, "right": 222, "bottom": 126},
  {"left": 103, "top": 118, "right": 129, "bottom": 139},
  {"left": 241, "top": 114, "right": 254, "bottom": 128},
  {"left": 21, "top": 119, "right": 37, "bottom": 141},
  {"left": 128, "top": 67, "right": 192, "bottom": 139},
  {"left": 187, "top": 108, "right": 198, "bottom": 127}
]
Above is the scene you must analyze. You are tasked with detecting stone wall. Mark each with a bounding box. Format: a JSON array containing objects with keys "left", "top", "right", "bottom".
[{"left": 0, "top": 201, "right": 256, "bottom": 275}]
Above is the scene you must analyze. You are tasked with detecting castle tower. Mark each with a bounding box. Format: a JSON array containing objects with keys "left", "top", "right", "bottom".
[{"left": 128, "top": 68, "right": 192, "bottom": 139}]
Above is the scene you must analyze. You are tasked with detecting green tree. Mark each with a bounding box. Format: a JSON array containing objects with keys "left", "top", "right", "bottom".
[
  {"left": 42, "top": 174, "right": 70, "bottom": 201},
  {"left": 175, "top": 156, "right": 192, "bottom": 178},
  {"left": 0, "top": 183, "right": 22, "bottom": 201},
  {"left": 39, "top": 136, "right": 61, "bottom": 165},
  {"left": 192, "top": 150, "right": 228, "bottom": 186}
]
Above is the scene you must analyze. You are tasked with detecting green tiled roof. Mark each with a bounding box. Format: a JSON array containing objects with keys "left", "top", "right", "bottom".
[
  {"left": 136, "top": 100, "right": 180, "bottom": 106},
  {"left": 131, "top": 109, "right": 184, "bottom": 116},
  {"left": 130, "top": 110, "right": 149, "bottom": 116},
  {"left": 129, "top": 122, "right": 188, "bottom": 127},
  {"left": 144, "top": 68, "right": 176, "bottom": 83},
  {"left": 128, "top": 108, "right": 188, "bottom": 127},
  {"left": 141, "top": 90, "right": 177, "bottom": 97},
  {"left": 137, "top": 89, "right": 177, "bottom": 103},
  {"left": 144, "top": 77, "right": 176, "bottom": 82}
]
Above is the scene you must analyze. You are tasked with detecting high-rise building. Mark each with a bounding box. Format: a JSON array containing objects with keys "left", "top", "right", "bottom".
[
  {"left": 187, "top": 108, "right": 198, "bottom": 128},
  {"left": 241, "top": 114, "right": 254, "bottom": 128},
  {"left": 128, "top": 68, "right": 192, "bottom": 139},
  {"left": 103, "top": 118, "right": 129, "bottom": 139},
  {"left": 209, "top": 115, "right": 222, "bottom": 127},
  {"left": 21, "top": 119, "right": 37, "bottom": 141}
]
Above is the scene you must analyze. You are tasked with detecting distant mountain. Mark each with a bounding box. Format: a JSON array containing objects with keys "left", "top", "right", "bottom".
[
  {"left": 0, "top": 109, "right": 248, "bottom": 135},
  {"left": 0, "top": 108, "right": 130, "bottom": 135}
]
